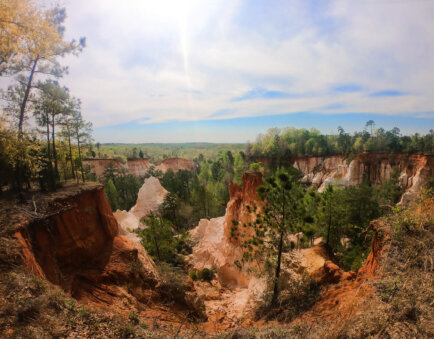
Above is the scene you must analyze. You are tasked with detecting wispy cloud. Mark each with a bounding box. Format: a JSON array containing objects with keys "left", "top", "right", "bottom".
[
  {"left": 369, "top": 90, "right": 407, "bottom": 97},
  {"left": 232, "top": 88, "right": 296, "bottom": 101},
  {"left": 324, "top": 103, "right": 345, "bottom": 110},
  {"left": 333, "top": 84, "right": 363, "bottom": 93},
  {"left": 209, "top": 108, "right": 236, "bottom": 118},
  {"left": 57, "top": 0, "right": 434, "bottom": 140}
]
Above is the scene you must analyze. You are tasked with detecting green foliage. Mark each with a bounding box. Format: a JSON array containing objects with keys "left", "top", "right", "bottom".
[
  {"left": 158, "top": 156, "right": 235, "bottom": 230},
  {"left": 341, "top": 244, "right": 367, "bottom": 272},
  {"left": 380, "top": 169, "right": 403, "bottom": 205},
  {"left": 233, "top": 152, "right": 246, "bottom": 184},
  {"left": 189, "top": 268, "right": 215, "bottom": 282},
  {"left": 197, "top": 268, "right": 215, "bottom": 282},
  {"left": 97, "top": 143, "right": 245, "bottom": 162},
  {"left": 77, "top": 306, "right": 90, "bottom": 319},
  {"left": 189, "top": 270, "right": 198, "bottom": 281},
  {"left": 104, "top": 178, "right": 119, "bottom": 210},
  {"left": 136, "top": 214, "right": 181, "bottom": 265},
  {"left": 128, "top": 311, "right": 139, "bottom": 324},
  {"left": 247, "top": 126, "right": 433, "bottom": 158},
  {"left": 103, "top": 165, "right": 141, "bottom": 211},
  {"left": 249, "top": 162, "right": 262, "bottom": 172},
  {"left": 240, "top": 168, "right": 309, "bottom": 304},
  {"left": 0, "top": 4, "right": 90, "bottom": 194},
  {"left": 314, "top": 181, "right": 396, "bottom": 271}
]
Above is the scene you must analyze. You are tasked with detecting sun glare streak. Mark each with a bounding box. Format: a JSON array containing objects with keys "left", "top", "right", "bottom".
[
  {"left": 178, "top": 1, "right": 194, "bottom": 112},
  {"left": 180, "top": 16, "right": 191, "bottom": 90}
]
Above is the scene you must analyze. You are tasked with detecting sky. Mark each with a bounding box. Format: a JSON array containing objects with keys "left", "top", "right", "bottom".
[{"left": 59, "top": 0, "right": 434, "bottom": 143}]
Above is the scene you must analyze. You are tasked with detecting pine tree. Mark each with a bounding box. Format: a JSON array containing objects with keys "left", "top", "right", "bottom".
[
  {"left": 104, "top": 178, "right": 119, "bottom": 211},
  {"left": 238, "top": 169, "right": 308, "bottom": 305}
]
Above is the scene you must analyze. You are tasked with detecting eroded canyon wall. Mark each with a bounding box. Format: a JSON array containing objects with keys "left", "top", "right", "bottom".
[
  {"left": 255, "top": 153, "right": 433, "bottom": 201},
  {"left": 189, "top": 173, "right": 263, "bottom": 289},
  {"left": 83, "top": 159, "right": 124, "bottom": 178},
  {"left": 114, "top": 177, "right": 168, "bottom": 241},
  {"left": 126, "top": 158, "right": 152, "bottom": 177},
  {"left": 14, "top": 185, "right": 159, "bottom": 310},
  {"left": 153, "top": 157, "right": 197, "bottom": 173},
  {"left": 84, "top": 157, "right": 197, "bottom": 178}
]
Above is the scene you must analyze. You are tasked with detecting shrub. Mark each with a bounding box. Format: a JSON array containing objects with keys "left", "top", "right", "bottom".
[
  {"left": 255, "top": 273, "right": 320, "bottom": 322},
  {"left": 117, "top": 324, "right": 135, "bottom": 338},
  {"left": 189, "top": 270, "right": 198, "bottom": 281},
  {"left": 157, "top": 263, "right": 191, "bottom": 302},
  {"left": 197, "top": 268, "right": 214, "bottom": 282},
  {"left": 78, "top": 306, "right": 90, "bottom": 319},
  {"left": 128, "top": 311, "right": 139, "bottom": 324}
]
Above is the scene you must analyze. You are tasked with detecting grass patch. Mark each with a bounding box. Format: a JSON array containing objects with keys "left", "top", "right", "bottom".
[{"left": 255, "top": 274, "right": 321, "bottom": 322}]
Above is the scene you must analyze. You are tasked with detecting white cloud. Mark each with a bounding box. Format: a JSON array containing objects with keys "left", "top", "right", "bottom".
[{"left": 57, "top": 0, "right": 434, "bottom": 128}]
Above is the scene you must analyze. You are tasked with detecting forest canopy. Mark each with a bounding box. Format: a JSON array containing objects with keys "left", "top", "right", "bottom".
[{"left": 246, "top": 124, "right": 433, "bottom": 158}]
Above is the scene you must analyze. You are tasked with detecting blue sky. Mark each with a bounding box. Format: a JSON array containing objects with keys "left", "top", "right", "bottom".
[
  {"left": 61, "top": 0, "right": 434, "bottom": 142},
  {"left": 94, "top": 113, "right": 434, "bottom": 143}
]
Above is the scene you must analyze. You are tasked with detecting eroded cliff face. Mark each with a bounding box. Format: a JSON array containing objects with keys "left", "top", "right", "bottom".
[
  {"left": 290, "top": 153, "right": 433, "bottom": 202},
  {"left": 189, "top": 173, "right": 263, "bottom": 290},
  {"left": 153, "top": 158, "right": 197, "bottom": 173},
  {"left": 14, "top": 186, "right": 159, "bottom": 311},
  {"left": 83, "top": 159, "right": 124, "bottom": 178},
  {"left": 126, "top": 158, "right": 152, "bottom": 177},
  {"left": 84, "top": 157, "right": 197, "bottom": 178},
  {"left": 114, "top": 177, "right": 168, "bottom": 241},
  {"left": 224, "top": 172, "right": 264, "bottom": 245}
]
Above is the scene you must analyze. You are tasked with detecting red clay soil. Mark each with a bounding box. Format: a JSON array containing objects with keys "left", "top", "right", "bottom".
[
  {"left": 225, "top": 172, "right": 263, "bottom": 245},
  {"left": 154, "top": 157, "right": 197, "bottom": 172},
  {"left": 14, "top": 187, "right": 160, "bottom": 307},
  {"left": 126, "top": 158, "right": 152, "bottom": 177},
  {"left": 9, "top": 185, "right": 206, "bottom": 334},
  {"left": 294, "top": 219, "right": 390, "bottom": 326},
  {"left": 83, "top": 158, "right": 124, "bottom": 177}
]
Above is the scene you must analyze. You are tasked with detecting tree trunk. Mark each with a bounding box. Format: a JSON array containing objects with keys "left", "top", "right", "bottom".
[
  {"left": 45, "top": 118, "right": 55, "bottom": 190},
  {"left": 46, "top": 119, "right": 51, "bottom": 160},
  {"left": 272, "top": 231, "right": 284, "bottom": 305},
  {"left": 153, "top": 235, "right": 161, "bottom": 261},
  {"left": 51, "top": 117, "right": 58, "bottom": 176},
  {"left": 18, "top": 56, "right": 39, "bottom": 135},
  {"left": 14, "top": 161, "right": 24, "bottom": 202},
  {"left": 67, "top": 131, "right": 75, "bottom": 179},
  {"left": 326, "top": 201, "right": 332, "bottom": 245},
  {"left": 76, "top": 133, "right": 85, "bottom": 182},
  {"left": 14, "top": 55, "right": 38, "bottom": 199}
]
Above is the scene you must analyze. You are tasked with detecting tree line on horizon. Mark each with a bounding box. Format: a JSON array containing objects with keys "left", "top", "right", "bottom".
[
  {"left": 84, "top": 122, "right": 433, "bottom": 167},
  {"left": 246, "top": 122, "right": 433, "bottom": 158},
  {"left": 0, "top": 0, "right": 92, "bottom": 195}
]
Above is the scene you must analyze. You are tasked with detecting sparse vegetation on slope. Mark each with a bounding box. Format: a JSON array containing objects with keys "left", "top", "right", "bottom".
[{"left": 220, "top": 191, "right": 433, "bottom": 339}]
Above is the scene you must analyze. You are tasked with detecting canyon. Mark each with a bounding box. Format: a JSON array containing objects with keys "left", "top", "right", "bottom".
[
  {"left": 255, "top": 153, "right": 433, "bottom": 202},
  {"left": 11, "top": 175, "right": 368, "bottom": 333},
  {"left": 4, "top": 152, "right": 432, "bottom": 336},
  {"left": 84, "top": 157, "right": 197, "bottom": 178}
]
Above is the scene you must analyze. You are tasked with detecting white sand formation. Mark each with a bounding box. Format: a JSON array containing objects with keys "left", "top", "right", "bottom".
[{"left": 114, "top": 177, "right": 168, "bottom": 242}]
